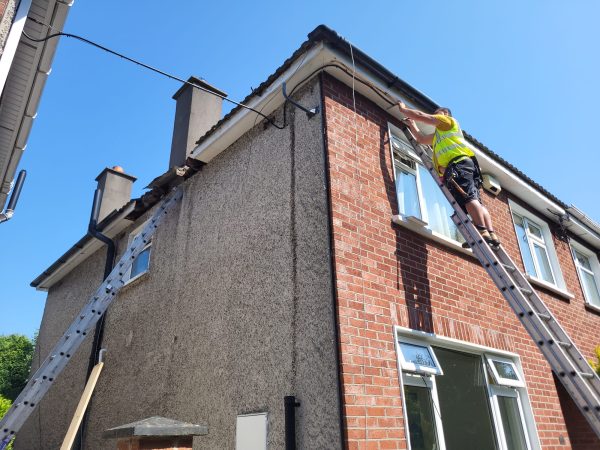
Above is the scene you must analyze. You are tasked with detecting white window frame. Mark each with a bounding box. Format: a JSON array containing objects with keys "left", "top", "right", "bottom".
[
  {"left": 401, "top": 372, "right": 446, "bottom": 450},
  {"left": 123, "top": 221, "right": 152, "bottom": 284},
  {"left": 395, "top": 327, "right": 541, "bottom": 450},
  {"left": 388, "top": 124, "right": 465, "bottom": 248},
  {"left": 485, "top": 355, "right": 525, "bottom": 388},
  {"left": 488, "top": 384, "right": 533, "bottom": 450},
  {"left": 397, "top": 337, "right": 443, "bottom": 376},
  {"left": 570, "top": 240, "right": 600, "bottom": 309},
  {"left": 509, "top": 200, "right": 566, "bottom": 290}
]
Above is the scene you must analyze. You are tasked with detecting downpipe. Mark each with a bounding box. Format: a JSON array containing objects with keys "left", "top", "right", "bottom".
[
  {"left": 0, "top": 170, "right": 26, "bottom": 224},
  {"left": 284, "top": 396, "right": 301, "bottom": 450}
]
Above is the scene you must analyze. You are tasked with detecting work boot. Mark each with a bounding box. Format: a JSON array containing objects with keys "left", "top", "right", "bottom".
[
  {"left": 488, "top": 231, "right": 501, "bottom": 247},
  {"left": 462, "top": 227, "right": 491, "bottom": 249}
]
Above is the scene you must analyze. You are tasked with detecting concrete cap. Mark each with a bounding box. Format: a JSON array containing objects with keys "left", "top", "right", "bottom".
[
  {"left": 103, "top": 416, "right": 208, "bottom": 439},
  {"left": 95, "top": 167, "right": 137, "bottom": 183},
  {"left": 172, "top": 76, "right": 227, "bottom": 100}
]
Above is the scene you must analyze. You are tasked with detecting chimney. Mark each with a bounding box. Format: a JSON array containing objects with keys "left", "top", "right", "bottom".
[
  {"left": 94, "top": 166, "right": 136, "bottom": 223},
  {"left": 169, "top": 76, "right": 227, "bottom": 168}
]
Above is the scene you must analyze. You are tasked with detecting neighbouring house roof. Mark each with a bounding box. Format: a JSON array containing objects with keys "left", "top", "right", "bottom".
[
  {"left": 0, "top": 0, "right": 72, "bottom": 210},
  {"left": 31, "top": 24, "right": 600, "bottom": 291}
]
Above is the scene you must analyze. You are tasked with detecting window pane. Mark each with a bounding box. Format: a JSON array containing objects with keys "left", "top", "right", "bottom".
[
  {"left": 396, "top": 168, "right": 421, "bottom": 219},
  {"left": 575, "top": 250, "right": 592, "bottom": 271},
  {"left": 513, "top": 216, "right": 537, "bottom": 277},
  {"left": 498, "top": 396, "right": 528, "bottom": 450},
  {"left": 400, "top": 343, "right": 437, "bottom": 368},
  {"left": 582, "top": 270, "right": 600, "bottom": 306},
  {"left": 533, "top": 243, "right": 555, "bottom": 284},
  {"left": 526, "top": 221, "right": 543, "bottom": 240},
  {"left": 404, "top": 384, "right": 439, "bottom": 450},
  {"left": 433, "top": 347, "right": 498, "bottom": 450},
  {"left": 130, "top": 247, "right": 151, "bottom": 279},
  {"left": 492, "top": 361, "right": 519, "bottom": 381},
  {"left": 419, "top": 166, "right": 462, "bottom": 242}
]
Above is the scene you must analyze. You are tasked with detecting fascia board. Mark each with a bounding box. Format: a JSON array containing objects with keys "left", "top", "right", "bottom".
[
  {"left": 190, "top": 42, "right": 326, "bottom": 162},
  {"left": 324, "top": 47, "right": 567, "bottom": 224},
  {"left": 191, "top": 41, "right": 568, "bottom": 228},
  {"left": 35, "top": 203, "right": 135, "bottom": 291},
  {"left": 0, "top": 0, "right": 32, "bottom": 97}
]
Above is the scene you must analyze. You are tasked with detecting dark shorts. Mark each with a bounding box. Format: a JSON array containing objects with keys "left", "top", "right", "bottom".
[{"left": 444, "top": 157, "right": 481, "bottom": 213}]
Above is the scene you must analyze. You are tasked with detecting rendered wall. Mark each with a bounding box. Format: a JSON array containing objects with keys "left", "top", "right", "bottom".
[
  {"left": 322, "top": 73, "right": 600, "bottom": 450},
  {"left": 17, "top": 79, "right": 343, "bottom": 449}
]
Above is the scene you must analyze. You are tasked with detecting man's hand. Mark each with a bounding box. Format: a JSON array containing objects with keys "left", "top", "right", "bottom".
[{"left": 398, "top": 101, "right": 407, "bottom": 110}]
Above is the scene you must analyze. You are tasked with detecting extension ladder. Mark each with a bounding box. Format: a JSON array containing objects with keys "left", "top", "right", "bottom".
[
  {"left": 0, "top": 188, "right": 182, "bottom": 446},
  {"left": 401, "top": 128, "right": 600, "bottom": 438}
]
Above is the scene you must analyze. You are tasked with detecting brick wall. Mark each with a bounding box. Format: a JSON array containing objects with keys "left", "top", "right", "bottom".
[{"left": 322, "top": 73, "right": 600, "bottom": 450}]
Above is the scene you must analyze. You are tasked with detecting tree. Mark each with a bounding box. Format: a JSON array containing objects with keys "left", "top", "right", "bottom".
[
  {"left": 0, "top": 394, "right": 14, "bottom": 449},
  {"left": 0, "top": 334, "right": 34, "bottom": 401},
  {"left": 590, "top": 345, "right": 600, "bottom": 376}
]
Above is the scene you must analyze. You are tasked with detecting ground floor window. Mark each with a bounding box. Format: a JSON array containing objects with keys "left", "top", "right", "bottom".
[{"left": 396, "top": 332, "right": 539, "bottom": 450}]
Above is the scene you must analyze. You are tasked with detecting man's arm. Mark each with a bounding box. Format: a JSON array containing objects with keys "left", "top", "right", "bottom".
[
  {"left": 397, "top": 101, "right": 444, "bottom": 128},
  {"left": 403, "top": 118, "right": 434, "bottom": 145}
]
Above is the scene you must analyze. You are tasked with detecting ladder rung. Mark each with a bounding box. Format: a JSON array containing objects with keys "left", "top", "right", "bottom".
[
  {"left": 537, "top": 313, "right": 552, "bottom": 321},
  {"left": 580, "top": 372, "right": 596, "bottom": 379},
  {"left": 557, "top": 341, "right": 573, "bottom": 349},
  {"left": 501, "top": 263, "right": 516, "bottom": 272},
  {"left": 519, "top": 287, "right": 533, "bottom": 296}
]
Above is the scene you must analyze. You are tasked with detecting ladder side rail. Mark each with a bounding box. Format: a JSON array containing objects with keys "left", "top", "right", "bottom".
[
  {"left": 494, "top": 246, "right": 600, "bottom": 391},
  {"left": 0, "top": 189, "right": 182, "bottom": 442},
  {"left": 399, "top": 129, "right": 600, "bottom": 433},
  {"left": 451, "top": 209, "right": 600, "bottom": 434}
]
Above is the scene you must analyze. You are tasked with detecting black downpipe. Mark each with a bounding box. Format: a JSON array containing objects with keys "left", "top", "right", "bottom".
[
  {"left": 74, "top": 188, "right": 116, "bottom": 450},
  {"left": 284, "top": 395, "right": 300, "bottom": 450},
  {"left": 319, "top": 73, "right": 348, "bottom": 450},
  {"left": 6, "top": 170, "right": 26, "bottom": 211}
]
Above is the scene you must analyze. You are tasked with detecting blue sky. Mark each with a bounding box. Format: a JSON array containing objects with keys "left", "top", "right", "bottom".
[{"left": 1, "top": 1, "right": 599, "bottom": 338}]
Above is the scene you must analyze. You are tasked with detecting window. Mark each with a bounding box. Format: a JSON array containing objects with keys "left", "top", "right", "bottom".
[
  {"left": 390, "top": 127, "right": 463, "bottom": 243},
  {"left": 124, "top": 222, "right": 152, "bottom": 282},
  {"left": 571, "top": 242, "right": 600, "bottom": 308},
  {"left": 509, "top": 202, "right": 564, "bottom": 289},
  {"left": 396, "top": 333, "right": 539, "bottom": 450}
]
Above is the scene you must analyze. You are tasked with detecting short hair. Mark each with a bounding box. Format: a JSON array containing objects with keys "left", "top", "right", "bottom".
[{"left": 435, "top": 107, "right": 452, "bottom": 116}]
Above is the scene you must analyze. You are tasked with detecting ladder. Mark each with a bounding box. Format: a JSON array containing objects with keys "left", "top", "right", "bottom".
[
  {"left": 401, "top": 128, "right": 600, "bottom": 438},
  {"left": 0, "top": 188, "right": 182, "bottom": 446}
]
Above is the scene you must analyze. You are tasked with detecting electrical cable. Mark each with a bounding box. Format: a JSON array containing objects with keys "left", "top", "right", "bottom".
[{"left": 23, "top": 16, "right": 286, "bottom": 129}]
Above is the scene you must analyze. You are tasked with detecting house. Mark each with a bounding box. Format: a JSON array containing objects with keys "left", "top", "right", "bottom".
[
  {"left": 0, "top": 0, "right": 72, "bottom": 216},
  {"left": 15, "top": 25, "right": 600, "bottom": 449}
]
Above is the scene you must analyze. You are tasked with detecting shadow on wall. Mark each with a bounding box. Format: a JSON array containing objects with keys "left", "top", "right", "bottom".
[{"left": 378, "top": 125, "right": 433, "bottom": 333}]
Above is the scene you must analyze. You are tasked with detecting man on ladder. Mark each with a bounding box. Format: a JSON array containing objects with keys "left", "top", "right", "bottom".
[{"left": 397, "top": 101, "right": 500, "bottom": 247}]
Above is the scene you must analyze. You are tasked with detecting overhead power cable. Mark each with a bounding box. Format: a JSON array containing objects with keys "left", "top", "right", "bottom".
[{"left": 23, "top": 16, "right": 286, "bottom": 129}]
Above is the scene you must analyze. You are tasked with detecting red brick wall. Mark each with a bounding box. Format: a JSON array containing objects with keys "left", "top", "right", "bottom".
[{"left": 322, "top": 74, "right": 600, "bottom": 450}]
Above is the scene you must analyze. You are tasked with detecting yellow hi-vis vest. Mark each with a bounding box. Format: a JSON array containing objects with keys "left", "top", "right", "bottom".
[{"left": 432, "top": 117, "right": 474, "bottom": 175}]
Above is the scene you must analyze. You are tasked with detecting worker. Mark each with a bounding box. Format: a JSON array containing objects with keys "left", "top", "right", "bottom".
[{"left": 397, "top": 101, "right": 500, "bottom": 247}]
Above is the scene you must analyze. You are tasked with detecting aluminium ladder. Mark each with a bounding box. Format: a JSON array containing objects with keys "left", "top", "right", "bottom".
[
  {"left": 400, "top": 127, "right": 600, "bottom": 438},
  {"left": 0, "top": 188, "right": 182, "bottom": 447}
]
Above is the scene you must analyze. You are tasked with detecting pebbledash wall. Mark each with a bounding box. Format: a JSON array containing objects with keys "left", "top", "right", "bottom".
[
  {"left": 321, "top": 73, "right": 600, "bottom": 450},
  {"left": 16, "top": 81, "right": 343, "bottom": 450}
]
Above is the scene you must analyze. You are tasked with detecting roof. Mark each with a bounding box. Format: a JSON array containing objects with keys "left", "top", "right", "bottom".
[
  {"left": 0, "top": 0, "right": 72, "bottom": 210},
  {"left": 31, "top": 24, "right": 600, "bottom": 290}
]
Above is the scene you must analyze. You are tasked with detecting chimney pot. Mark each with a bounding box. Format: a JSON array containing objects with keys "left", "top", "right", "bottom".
[
  {"left": 169, "top": 76, "right": 227, "bottom": 168},
  {"left": 94, "top": 167, "right": 136, "bottom": 223}
]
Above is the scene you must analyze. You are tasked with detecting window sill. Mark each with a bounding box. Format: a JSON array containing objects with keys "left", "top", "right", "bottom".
[
  {"left": 121, "top": 270, "right": 149, "bottom": 290},
  {"left": 391, "top": 214, "right": 475, "bottom": 259},
  {"left": 525, "top": 275, "right": 574, "bottom": 301},
  {"left": 584, "top": 303, "right": 600, "bottom": 316}
]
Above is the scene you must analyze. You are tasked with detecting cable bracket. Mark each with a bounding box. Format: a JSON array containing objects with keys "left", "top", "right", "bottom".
[{"left": 282, "top": 82, "right": 319, "bottom": 118}]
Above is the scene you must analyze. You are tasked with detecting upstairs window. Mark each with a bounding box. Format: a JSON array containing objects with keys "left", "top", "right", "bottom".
[
  {"left": 125, "top": 222, "right": 152, "bottom": 283},
  {"left": 510, "top": 201, "right": 564, "bottom": 289},
  {"left": 571, "top": 242, "right": 600, "bottom": 308},
  {"left": 390, "top": 128, "right": 463, "bottom": 243}
]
